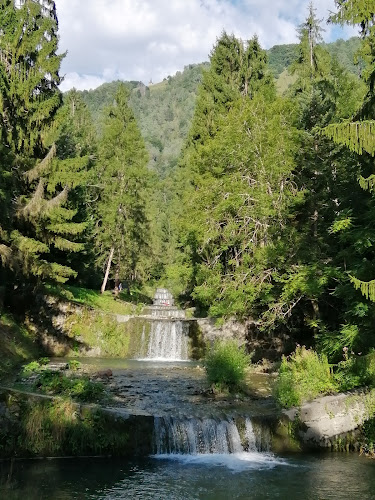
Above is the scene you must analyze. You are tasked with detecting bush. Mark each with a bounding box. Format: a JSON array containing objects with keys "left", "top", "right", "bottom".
[
  {"left": 35, "top": 371, "right": 104, "bottom": 402},
  {"left": 334, "top": 350, "right": 375, "bottom": 391},
  {"left": 68, "top": 360, "right": 81, "bottom": 371},
  {"left": 274, "top": 346, "right": 336, "bottom": 408},
  {"left": 22, "top": 360, "right": 42, "bottom": 375},
  {"left": 205, "top": 340, "right": 251, "bottom": 390}
]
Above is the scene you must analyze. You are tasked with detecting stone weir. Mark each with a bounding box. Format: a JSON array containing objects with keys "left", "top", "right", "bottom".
[{"left": 123, "top": 289, "right": 203, "bottom": 361}]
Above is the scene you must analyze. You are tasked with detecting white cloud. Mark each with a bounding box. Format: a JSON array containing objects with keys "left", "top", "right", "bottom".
[{"left": 56, "top": 0, "right": 357, "bottom": 91}]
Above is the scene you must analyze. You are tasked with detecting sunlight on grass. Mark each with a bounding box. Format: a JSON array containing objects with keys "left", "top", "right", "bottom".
[{"left": 44, "top": 284, "right": 148, "bottom": 315}]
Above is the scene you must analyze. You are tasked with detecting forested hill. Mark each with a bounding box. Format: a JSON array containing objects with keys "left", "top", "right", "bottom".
[
  {"left": 80, "top": 37, "right": 360, "bottom": 176},
  {"left": 81, "top": 63, "right": 207, "bottom": 177},
  {"left": 268, "top": 36, "right": 362, "bottom": 77}
]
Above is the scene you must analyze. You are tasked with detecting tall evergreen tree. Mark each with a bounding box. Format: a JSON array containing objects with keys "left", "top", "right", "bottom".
[
  {"left": 279, "top": 1, "right": 375, "bottom": 358},
  {"left": 171, "top": 33, "right": 301, "bottom": 316},
  {"left": 0, "top": 1, "right": 89, "bottom": 286},
  {"left": 95, "top": 83, "right": 150, "bottom": 293}
]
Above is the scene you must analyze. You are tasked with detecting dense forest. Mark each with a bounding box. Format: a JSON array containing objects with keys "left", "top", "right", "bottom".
[{"left": 1, "top": 0, "right": 375, "bottom": 369}]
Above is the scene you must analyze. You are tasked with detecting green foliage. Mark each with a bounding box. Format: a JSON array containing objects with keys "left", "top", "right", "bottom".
[
  {"left": 66, "top": 308, "right": 134, "bottom": 358},
  {"left": 94, "top": 83, "right": 151, "bottom": 287},
  {"left": 68, "top": 360, "right": 81, "bottom": 371},
  {"left": 274, "top": 346, "right": 336, "bottom": 408},
  {"left": 0, "top": 2, "right": 91, "bottom": 286},
  {"left": 361, "top": 416, "right": 375, "bottom": 457},
  {"left": 22, "top": 361, "right": 42, "bottom": 375},
  {"left": 268, "top": 37, "right": 362, "bottom": 79},
  {"left": 44, "top": 283, "right": 140, "bottom": 315},
  {"left": 205, "top": 340, "right": 251, "bottom": 389},
  {"left": 35, "top": 370, "right": 105, "bottom": 402},
  {"left": 0, "top": 312, "right": 40, "bottom": 377},
  {"left": 17, "top": 398, "right": 129, "bottom": 457},
  {"left": 334, "top": 351, "right": 375, "bottom": 391},
  {"left": 81, "top": 64, "right": 206, "bottom": 178}
]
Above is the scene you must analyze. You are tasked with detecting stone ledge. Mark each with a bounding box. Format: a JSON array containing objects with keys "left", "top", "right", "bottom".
[{"left": 283, "top": 389, "right": 375, "bottom": 448}]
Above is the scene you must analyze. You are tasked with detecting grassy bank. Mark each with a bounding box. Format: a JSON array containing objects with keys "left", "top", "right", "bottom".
[
  {"left": 0, "top": 313, "right": 40, "bottom": 378},
  {"left": 44, "top": 284, "right": 148, "bottom": 315}
]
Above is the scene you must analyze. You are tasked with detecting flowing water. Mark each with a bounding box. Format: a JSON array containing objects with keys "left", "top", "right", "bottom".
[
  {"left": 10, "top": 291, "right": 375, "bottom": 500},
  {"left": 154, "top": 416, "right": 265, "bottom": 455},
  {"left": 1, "top": 453, "right": 375, "bottom": 499},
  {"left": 138, "top": 320, "right": 189, "bottom": 361},
  {"left": 137, "top": 288, "right": 190, "bottom": 361}
]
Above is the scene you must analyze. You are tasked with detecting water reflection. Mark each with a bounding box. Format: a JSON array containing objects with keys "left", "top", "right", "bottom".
[{"left": 1, "top": 454, "right": 375, "bottom": 500}]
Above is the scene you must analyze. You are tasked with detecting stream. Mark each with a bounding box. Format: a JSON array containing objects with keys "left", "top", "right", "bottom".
[
  {"left": 3, "top": 290, "right": 375, "bottom": 498},
  {"left": 1, "top": 453, "right": 375, "bottom": 499}
]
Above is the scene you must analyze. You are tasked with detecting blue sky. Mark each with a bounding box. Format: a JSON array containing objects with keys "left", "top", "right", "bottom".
[{"left": 57, "top": 0, "right": 357, "bottom": 92}]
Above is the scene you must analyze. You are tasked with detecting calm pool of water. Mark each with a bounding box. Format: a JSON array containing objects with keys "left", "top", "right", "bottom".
[{"left": 1, "top": 452, "right": 374, "bottom": 500}]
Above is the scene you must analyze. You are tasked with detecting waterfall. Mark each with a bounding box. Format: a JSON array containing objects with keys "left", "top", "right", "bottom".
[
  {"left": 136, "top": 288, "right": 190, "bottom": 361},
  {"left": 146, "top": 321, "right": 189, "bottom": 361},
  {"left": 153, "top": 416, "right": 268, "bottom": 455}
]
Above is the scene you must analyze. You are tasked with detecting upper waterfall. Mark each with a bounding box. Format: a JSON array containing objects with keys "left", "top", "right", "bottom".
[{"left": 144, "top": 288, "right": 186, "bottom": 319}]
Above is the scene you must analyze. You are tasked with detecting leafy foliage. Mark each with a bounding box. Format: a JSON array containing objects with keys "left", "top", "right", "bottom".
[
  {"left": 205, "top": 340, "right": 251, "bottom": 389},
  {"left": 274, "top": 346, "right": 335, "bottom": 408},
  {"left": 33, "top": 370, "right": 105, "bottom": 402},
  {"left": 94, "top": 83, "right": 151, "bottom": 287}
]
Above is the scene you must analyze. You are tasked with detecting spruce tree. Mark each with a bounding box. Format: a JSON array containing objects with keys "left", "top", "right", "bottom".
[
  {"left": 0, "top": 1, "right": 89, "bottom": 286},
  {"left": 95, "top": 83, "right": 150, "bottom": 293},
  {"left": 173, "top": 33, "right": 300, "bottom": 316}
]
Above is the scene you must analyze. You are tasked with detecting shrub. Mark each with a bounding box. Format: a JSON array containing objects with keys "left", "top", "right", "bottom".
[
  {"left": 205, "top": 340, "right": 251, "bottom": 390},
  {"left": 22, "top": 360, "right": 42, "bottom": 375},
  {"left": 35, "top": 371, "right": 104, "bottom": 402},
  {"left": 274, "top": 346, "right": 336, "bottom": 408},
  {"left": 334, "top": 350, "right": 375, "bottom": 391},
  {"left": 68, "top": 360, "right": 81, "bottom": 371}
]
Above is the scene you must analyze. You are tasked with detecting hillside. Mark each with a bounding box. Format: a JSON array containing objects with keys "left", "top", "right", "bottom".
[
  {"left": 81, "top": 63, "right": 207, "bottom": 177},
  {"left": 267, "top": 36, "right": 362, "bottom": 77},
  {"left": 80, "top": 38, "right": 361, "bottom": 177}
]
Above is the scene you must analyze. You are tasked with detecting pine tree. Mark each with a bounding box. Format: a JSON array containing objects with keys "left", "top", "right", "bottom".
[
  {"left": 95, "top": 83, "right": 150, "bottom": 293},
  {"left": 0, "top": 0, "right": 63, "bottom": 155}
]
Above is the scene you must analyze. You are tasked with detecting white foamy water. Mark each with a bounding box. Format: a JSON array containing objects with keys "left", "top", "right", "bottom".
[
  {"left": 139, "top": 321, "right": 189, "bottom": 361},
  {"left": 152, "top": 415, "right": 281, "bottom": 472},
  {"left": 152, "top": 452, "right": 289, "bottom": 472}
]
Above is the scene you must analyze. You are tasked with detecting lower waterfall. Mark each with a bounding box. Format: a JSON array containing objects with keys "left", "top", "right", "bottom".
[{"left": 153, "top": 416, "right": 269, "bottom": 455}]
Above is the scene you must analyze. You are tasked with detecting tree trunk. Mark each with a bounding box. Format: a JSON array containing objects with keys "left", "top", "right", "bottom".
[
  {"left": 114, "top": 268, "right": 120, "bottom": 298},
  {"left": 101, "top": 247, "right": 114, "bottom": 294}
]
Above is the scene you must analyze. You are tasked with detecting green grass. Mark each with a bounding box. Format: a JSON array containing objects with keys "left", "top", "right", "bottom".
[
  {"left": 0, "top": 312, "right": 40, "bottom": 378},
  {"left": 7, "top": 398, "right": 130, "bottom": 457},
  {"left": 34, "top": 370, "right": 105, "bottom": 402},
  {"left": 275, "top": 69, "right": 297, "bottom": 95},
  {"left": 44, "top": 283, "right": 148, "bottom": 315},
  {"left": 66, "top": 309, "right": 133, "bottom": 357}
]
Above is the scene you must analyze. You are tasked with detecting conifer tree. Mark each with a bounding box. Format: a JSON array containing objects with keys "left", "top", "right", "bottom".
[
  {"left": 0, "top": 1, "right": 89, "bottom": 286},
  {"left": 172, "top": 33, "right": 299, "bottom": 315},
  {"left": 95, "top": 83, "right": 150, "bottom": 293}
]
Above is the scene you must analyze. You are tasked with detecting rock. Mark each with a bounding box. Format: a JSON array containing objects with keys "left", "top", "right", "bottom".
[
  {"left": 94, "top": 369, "right": 113, "bottom": 379},
  {"left": 283, "top": 389, "right": 374, "bottom": 448}
]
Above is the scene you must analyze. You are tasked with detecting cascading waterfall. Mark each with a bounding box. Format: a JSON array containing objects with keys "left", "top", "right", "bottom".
[
  {"left": 146, "top": 321, "right": 189, "bottom": 361},
  {"left": 153, "top": 416, "right": 269, "bottom": 455},
  {"left": 138, "top": 288, "right": 190, "bottom": 361}
]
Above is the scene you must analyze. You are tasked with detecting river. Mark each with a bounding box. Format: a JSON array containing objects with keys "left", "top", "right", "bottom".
[{"left": 1, "top": 452, "right": 375, "bottom": 499}]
